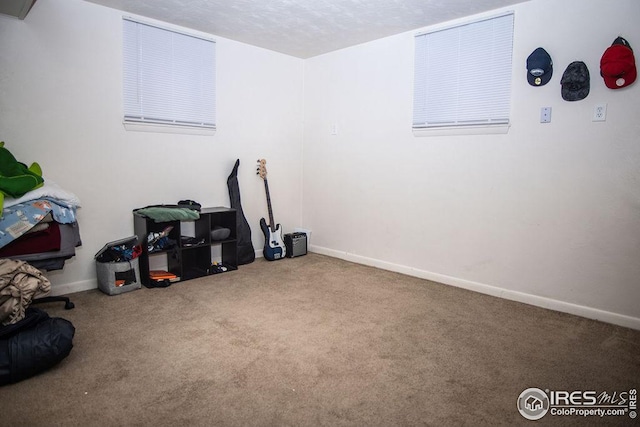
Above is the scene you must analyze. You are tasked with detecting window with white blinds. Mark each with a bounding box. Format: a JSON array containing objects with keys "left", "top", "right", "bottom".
[
  {"left": 123, "top": 18, "right": 216, "bottom": 130},
  {"left": 413, "top": 13, "right": 514, "bottom": 131}
]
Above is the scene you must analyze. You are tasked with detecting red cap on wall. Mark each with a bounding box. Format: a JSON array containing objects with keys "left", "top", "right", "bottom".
[{"left": 600, "top": 37, "right": 637, "bottom": 89}]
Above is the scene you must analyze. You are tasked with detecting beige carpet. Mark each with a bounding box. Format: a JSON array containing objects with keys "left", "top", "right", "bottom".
[{"left": 1, "top": 253, "right": 638, "bottom": 426}]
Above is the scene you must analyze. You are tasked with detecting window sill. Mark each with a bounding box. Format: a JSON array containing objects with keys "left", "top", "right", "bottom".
[
  {"left": 123, "top": 121, "right": 216, "bottom": 136},
  {"left": 413, "top": 123, "right": 510, "bottom": 137}
]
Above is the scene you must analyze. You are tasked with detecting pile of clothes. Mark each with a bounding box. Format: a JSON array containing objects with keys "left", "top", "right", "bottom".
[
  {"left": 0, "top": 142, "right": 77, "bottom": 384},
  {"left": 0, "top": 259, "right": 75, "bottom": 385},
  {"left": 0, "top": 142, "right": 81, "bottom": 271}
]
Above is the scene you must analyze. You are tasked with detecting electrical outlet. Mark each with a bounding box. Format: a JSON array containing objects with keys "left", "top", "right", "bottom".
[
  {"left": 593, "top": 104, "right": 607, "bottom": 121},
  {"left": 540, "top": 107, "right": 551, "bottom": 123}
]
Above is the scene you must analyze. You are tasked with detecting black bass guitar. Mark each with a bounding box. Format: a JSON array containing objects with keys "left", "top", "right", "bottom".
[{"left": 257, "top": 159, "right": 286, "bottom": 260}]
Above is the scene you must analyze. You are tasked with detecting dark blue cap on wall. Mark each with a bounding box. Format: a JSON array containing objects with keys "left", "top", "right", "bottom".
[{"left": 527, "top": 47, "right": 553, "bottom": 86}]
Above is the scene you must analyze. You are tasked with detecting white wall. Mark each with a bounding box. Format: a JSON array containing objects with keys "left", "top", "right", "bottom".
[
  {"left": 0, "top": 0, "right": 304, "bottom": 292},
  {"left": 1, "top": 0, "right": 639, "bottom": 329},
  {"left": 302, "top": 0, "right": 640, "bottom": 328}
]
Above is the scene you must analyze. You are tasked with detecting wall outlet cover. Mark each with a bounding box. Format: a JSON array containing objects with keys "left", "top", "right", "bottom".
[{"left": 593, "top": 104, "right": 607, "bottom": 121}]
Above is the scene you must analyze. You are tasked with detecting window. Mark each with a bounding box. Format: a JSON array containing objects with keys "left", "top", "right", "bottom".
[
  {"left": 123, "top": 18, "right": 216, "bottom": 132},
  {"left": 413, "top": 13, "right": 514, "bottom": 134}
]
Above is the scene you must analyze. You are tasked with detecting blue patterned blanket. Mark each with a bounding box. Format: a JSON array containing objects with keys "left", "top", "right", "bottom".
[{"left": 0, "top": 199, "right": 78, "bottom": 249}]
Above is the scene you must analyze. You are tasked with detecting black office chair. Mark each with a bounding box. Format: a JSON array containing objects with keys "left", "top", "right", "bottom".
[{"left": 32, "top": 296, "right": 75, "bottom": 310}]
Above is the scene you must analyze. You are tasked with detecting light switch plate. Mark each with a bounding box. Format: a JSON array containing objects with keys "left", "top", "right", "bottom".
[{"left": 540, "top": 107, "right": 552, "bottom": 123}]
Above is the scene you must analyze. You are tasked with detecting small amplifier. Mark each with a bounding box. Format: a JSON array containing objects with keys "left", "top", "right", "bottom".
[{"left": 284, "top": 232, "right": 307, "bottom": 258}]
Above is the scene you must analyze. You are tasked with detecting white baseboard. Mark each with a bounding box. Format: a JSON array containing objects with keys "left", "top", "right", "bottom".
[
  {"left": 51, "top": 246, "right": 639, "bottom": 331},
  {"left": 50, "top": 279, "right": 97, "bottom": 296},
  {"left": 309, "top": 245, "right": 640, "bottom": 331}
]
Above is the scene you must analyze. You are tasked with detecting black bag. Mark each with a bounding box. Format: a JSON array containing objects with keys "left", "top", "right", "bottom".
[
  {"left": 177, "top": 200, "right": 202, "bottom": 211},
  {"left": 0, "top": 307, "right": 75, "bottom": 385},
  {"left": 227, "top": 159, "right": 255, "bottom": 265}
]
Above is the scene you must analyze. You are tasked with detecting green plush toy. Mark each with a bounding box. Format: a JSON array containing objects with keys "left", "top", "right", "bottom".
[{"left": 0, "top": 141, "right": 44, "bottom": 214}]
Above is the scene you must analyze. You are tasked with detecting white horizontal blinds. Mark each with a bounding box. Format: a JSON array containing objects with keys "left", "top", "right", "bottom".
[
  {"left": 413, "top": 13, "right": 514, "bottom": 129},
  {"left": 123, "top": 19, "right": 216, "bottom": 128},
  {"left": 123, "top": 19, "right": 141, "bottom": 119}
]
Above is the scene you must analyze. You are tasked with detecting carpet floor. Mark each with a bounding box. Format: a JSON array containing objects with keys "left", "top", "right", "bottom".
[{"left": 1, "top": 253, "right": 638, "bottom": 426}]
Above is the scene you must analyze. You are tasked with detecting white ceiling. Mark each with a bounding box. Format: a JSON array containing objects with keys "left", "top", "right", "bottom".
[{"left": 83, "top": 0, "right": 528, "bottom": 58}]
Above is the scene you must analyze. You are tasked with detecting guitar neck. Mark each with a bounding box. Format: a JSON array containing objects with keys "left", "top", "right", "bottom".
[{"left": 263, "top": 179, "right": 276, "bottom": 232}]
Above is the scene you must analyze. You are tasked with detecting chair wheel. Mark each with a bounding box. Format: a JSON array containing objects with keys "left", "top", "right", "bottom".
[{"left": 64, "top": 301, "right": 75, "bottom": 310}]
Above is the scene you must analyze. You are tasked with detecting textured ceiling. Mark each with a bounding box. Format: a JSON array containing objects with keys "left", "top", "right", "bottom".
[{"left": 83, "top": 0, "right": 528, "bottom": 58}]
